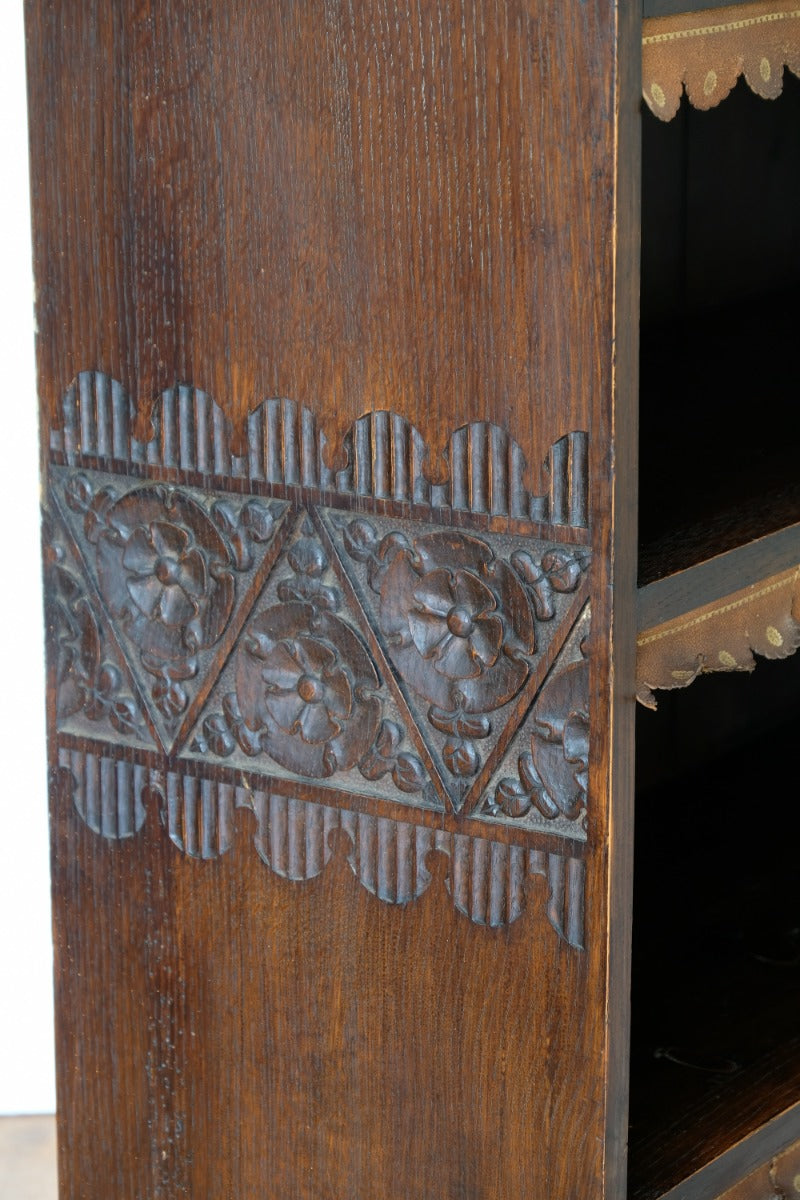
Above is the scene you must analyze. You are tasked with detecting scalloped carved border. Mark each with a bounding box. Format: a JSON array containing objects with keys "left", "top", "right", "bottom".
[
  {"left": 49, "top": 371, "right": 588, "bottom": 527},
  {"left": 643, "top": 3, "right": 800, "bottom": 121},
  {"left": 56, "top": 748, "right": 585, "bottom": 947}
]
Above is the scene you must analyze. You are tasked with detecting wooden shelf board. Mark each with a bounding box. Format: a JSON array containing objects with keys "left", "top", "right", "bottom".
[
  {"left": 643, "top": 0, "right": 752, "bottom": 16},
  {"left": 630, "top": 1047, "right": 800, "bottom": 1200},
  {"left": 628, "top": 710, "right": 800, "bottom": 1200},
  {"left": 638, "top": 518, "right": 800, "bottom": 632},
  {"left": 653, "top": 1099, "right": 800, "bottom": 1200}
]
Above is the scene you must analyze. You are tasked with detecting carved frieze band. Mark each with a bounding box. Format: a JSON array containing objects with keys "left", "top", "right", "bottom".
[{"left": 47, "top": 372, "right": 591, "bottom": 946}]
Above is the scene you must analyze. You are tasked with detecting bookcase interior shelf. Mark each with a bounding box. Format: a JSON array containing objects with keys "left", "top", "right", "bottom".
[
  {"left": 631, "top": 72, "right": 800, "bottom": 1198},
  {"left": 638, "top": 73, "right": 800, "bottom": 598},
  {"left": 628, "top": 655, "right": 800, "bottom": 1199}
]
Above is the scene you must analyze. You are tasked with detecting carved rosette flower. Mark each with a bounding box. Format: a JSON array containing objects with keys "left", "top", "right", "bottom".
[
  {"left": 95, "top": 487, "right": 235, "bottom": 668},
  {"left": 235, "top": 603, "right": 381, "bottom": 778},
  {"left": 408, "top": 570, "right": 503, "bottom": 681},
  {"left": 123, "top": 521, "right": 208, "bottom": 627},
  {"left": 379, "top": 531, "right": 535, "bottom": 714},
  {"left": 259, "top": 636, "right": 352, "bottom": 746}
]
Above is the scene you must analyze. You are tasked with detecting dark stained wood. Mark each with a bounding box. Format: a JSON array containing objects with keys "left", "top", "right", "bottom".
[
  {"left": 29, "top": 1, "right": 800, "bottom": 1197},
  {"left": 640, "top": 79, "right": 800, "bottom": 326},
  {"left": 51, "top": 771, "right": 600, "bottom": 1199},
  {"left": 629, "top": 694, "right": 800, "bottom": 1200},
  {"left": 26, "top": 3, "right": 642, "bottom": 1199},
  {"left": 28, "top": 1, "right": 800, "bottom": 1196},
  {"left": 602, "top": 0, "right": 642, "bottom": 1190},
  {"left": 652, "top": 1098, "right": 800, "bottom": 1200},
  {"left": 638, "top": 458, "right": 800, "bottom": 591},
  {"left": 637, "top": 291, "right": 800, "bottom": 588},
  {"left": 715, "top": 1137, "right": 800, "bottom": 1200},
  {"left": 643, "top": 0, "right": 761, "bottom": 18},
  {"left": 25, "top": 0, "right": 619, "bottom": 478},
  {"left": 638, "top": 76, "right": 800, "bottom": 589},
  {"left": 632, "top": 1052, "right": 800, "bottom": 1200},
  {"left": 638, "top": 519, "right": 800, "bottom": 632}
]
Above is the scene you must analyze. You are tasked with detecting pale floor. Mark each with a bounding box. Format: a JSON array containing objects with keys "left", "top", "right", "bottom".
[{"left": 0, "top": 1116, "right": 57, "bottom": 1199}]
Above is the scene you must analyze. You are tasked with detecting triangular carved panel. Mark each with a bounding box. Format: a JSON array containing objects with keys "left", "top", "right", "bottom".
[
  {"left": 318, "top": 508, "right": 590, "bottom": 819},
  {"left": 49, "top": 467, "right": 290, "bottom": 754},
  {"left": 474, "top": 606, "right": 590, "bottom": 841},
  {"left": 44, "top": 510, "right": 157, "bottom": 750},
  {"left": 186, "top": 512, "right": 439, "bottom": 813}
]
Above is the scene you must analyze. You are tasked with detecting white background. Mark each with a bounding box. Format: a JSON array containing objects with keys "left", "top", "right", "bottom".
[{"left": 0, "top": 1, "right": 56, "bottom": 1115}]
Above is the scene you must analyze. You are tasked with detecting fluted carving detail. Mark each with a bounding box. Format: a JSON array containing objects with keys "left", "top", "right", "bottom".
[
  {"left": 57, "top": 748, "right": 149, "bottom": 839},
  {"left": 164, "top": 772, "right": 236, "bottom": 860},
  {"left": 57, "top": 753, "right": 584, "bottom": 946},
  {"left": 52, "top": 373, "right": 588, "bottom": 526}
]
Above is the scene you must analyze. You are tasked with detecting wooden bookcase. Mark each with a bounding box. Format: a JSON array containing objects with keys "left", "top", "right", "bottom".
[{"left": 25, "top": 2, "right": 798, "bottom": 1197}]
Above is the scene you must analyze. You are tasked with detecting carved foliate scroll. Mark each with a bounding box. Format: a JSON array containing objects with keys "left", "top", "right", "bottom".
[{"left": 47, "top": 371, "right": 591, "bottom": 945}]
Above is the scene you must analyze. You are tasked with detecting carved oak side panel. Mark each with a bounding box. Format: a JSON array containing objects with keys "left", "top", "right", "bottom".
[{"left": 47, "top": 371, "right": 591, "bottom": 946}]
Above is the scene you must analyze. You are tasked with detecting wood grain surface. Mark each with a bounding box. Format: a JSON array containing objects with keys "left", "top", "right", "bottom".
[
  {"left": 27, "top": 0, "right": 619, "bottom": 478},
  {"left": 26, "top": 2, "right": 641, "bottom": 1197},
  {"left": 51, "top": 781, "right": 596, "bottom": 1199}
]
